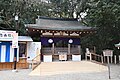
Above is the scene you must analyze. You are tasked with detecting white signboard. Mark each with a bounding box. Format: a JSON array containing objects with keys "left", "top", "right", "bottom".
[
  {"left": 12, "top": 33, "right": 18, "bottom": 48},
  {"left": 0, "top": 30, "right": 16, "bottom": 41},
  {"left": 103, "top": 50, "right": 113, "bottom": 56}
]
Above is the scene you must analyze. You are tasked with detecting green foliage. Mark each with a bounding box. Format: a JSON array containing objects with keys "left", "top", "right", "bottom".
[
  {"left": 49, "top": 0, "right": 89, "bottom": 18},
  {"left": 0, "top": 0, "right": 51, "bottom": 35},
  {"left": 0, "top": 0, "right": 89, "bottom": 35},
  {"left": 81, "top": 0, "right": 120, "bottom": 54}
]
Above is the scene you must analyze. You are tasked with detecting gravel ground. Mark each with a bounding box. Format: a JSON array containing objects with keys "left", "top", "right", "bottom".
[{"left": 0, "top": 64, "right": 120, "bottom": 80}]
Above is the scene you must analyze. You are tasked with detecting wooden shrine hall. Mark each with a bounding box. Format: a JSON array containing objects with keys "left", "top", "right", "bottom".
[{"left": 26, "top": 17, "right": 96, "bottom": 62}]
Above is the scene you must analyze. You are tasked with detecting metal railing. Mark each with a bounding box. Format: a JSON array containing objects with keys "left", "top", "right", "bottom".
[{"left": 32, "top": 54, "right": 41, "bottom": 70}]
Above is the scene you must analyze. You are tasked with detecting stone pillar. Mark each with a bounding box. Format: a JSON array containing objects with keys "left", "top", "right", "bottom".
[{"left": 114, "top": 55, "right": 116, "bottom": 64}]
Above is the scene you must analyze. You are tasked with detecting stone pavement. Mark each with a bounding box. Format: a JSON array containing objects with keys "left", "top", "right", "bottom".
[{"left": 0, "top": 64, "right": 120, "bottom": 80}]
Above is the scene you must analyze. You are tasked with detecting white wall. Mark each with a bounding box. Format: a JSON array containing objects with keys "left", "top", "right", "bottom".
[{"left": 27, "top": 42, "right": 41, "bottom": 61}]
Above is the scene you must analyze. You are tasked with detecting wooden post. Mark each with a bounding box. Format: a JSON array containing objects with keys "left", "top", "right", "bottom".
[
  {"left": 90, "top": 53, "right": 92, "bottom": 61},
  {"left": 101, "top": 55, "right": 103, "bottom": 63},
  {"left": 107, "top": 56, "right": 109, "bottom": 64},
  {"left": 119, "top": 55, "right": 120, "bottom": 63},
  {"left": 68, "top": 44, "right": 70, "bottom": 60},
  {"left": 114, "top": 55, "right": 116, "bottom": 64},
  {"left": 26, "top": 42, "right": 28, "bottom": 59},
  {"left": 68, "top": 44, "right": 70, "bottom": 54},
  {"left": 85, "top": 53, "right": 87, "bottom": 60},
  {"left": 78, "top": 45, "right": 81, "bottom": 54},
  {"left": 104, "top": 56, "right": 106, "bottom": 63},
  {"left": 52, "top": 43, "right": 54, "bottom": 55},
  {"left": 110, "top": 56, "right": 112, "bottom": 63},
  {"left": 107, "top": 56, "right": 111, "bottom": 79},
  {"left": 93, "top": 46, "right": 96, "bottom": 53},
  {"left": 32, "top": 60, "right": 34, "bottom": 70}
]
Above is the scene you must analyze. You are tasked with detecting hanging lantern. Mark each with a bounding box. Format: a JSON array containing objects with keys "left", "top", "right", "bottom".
[
  {"left": 48, "top": 39, "right": 53, "bottom": 43},
  {"left": 69, "top": 39, "right": 73, "bottom": 44}
]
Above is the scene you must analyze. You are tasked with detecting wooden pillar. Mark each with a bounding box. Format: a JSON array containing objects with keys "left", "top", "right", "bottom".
[
  {"left": 52, "top": 43, "right": 54, "bottom": 55},
  {"left": 119, "top": 55, "right": 120, "bottom": 63},
  {"left": 85, "top": 52, "right": 87, "bottom": 60},
  {"left": 68, "top": 44, "right": 70, "bottom": 54},
  {"left": 78, "top": 45, "right": 81, "bottom": 54},
  {"left": 107, "top": 56, "right": 111, "bottom": 79},
  {"left": 90, "top": 53, "right": 92, "bottom": 61},
  {"left": 107, "top": 56, "right": 110, "bottom": 64},
  {"left": 110, "top": 56, "right": 113, "bottom": 63},
  {"left": 93, "top": 46, "right": 96, "bottom": 53},
  {"left": 68, "top": 43, "right": 70, "bottom": 60},
  {"left": 26, "top": 42, "right": 28, "bottom": 58},
  {"left": 104, "top": 56, "right": 106, "bottom": 63},
  {"left": 101, "top": 55, "right": 103, "bottom": 63}
]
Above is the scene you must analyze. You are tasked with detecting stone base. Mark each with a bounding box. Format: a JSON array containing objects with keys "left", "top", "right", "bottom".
[
  {"left": 43, "top": 55, "right": 52, "bottom": 62},
  {"left": 12, "top": 69, "right": 18, "bottom": 72},
  {"left": 72, "top": 55, "right": 81, "bottom": 61}
]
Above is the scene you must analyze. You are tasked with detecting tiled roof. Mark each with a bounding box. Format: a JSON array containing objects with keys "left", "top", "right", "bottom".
[{"left": 26, "top": 17, "right": 94, "bottom": 31}]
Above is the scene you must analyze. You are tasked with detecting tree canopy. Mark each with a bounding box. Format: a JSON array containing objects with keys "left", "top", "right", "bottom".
[
  {"left": 81, "top": 0, "right": 120, "bottom": 53},
  {"left": 0, "top": 0, "right": 120, "bottom": 54}
]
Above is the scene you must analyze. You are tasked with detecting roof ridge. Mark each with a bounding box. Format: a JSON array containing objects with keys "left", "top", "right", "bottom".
[{"left": 39, "top": 16, "right": 78, "bottom": 21}]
